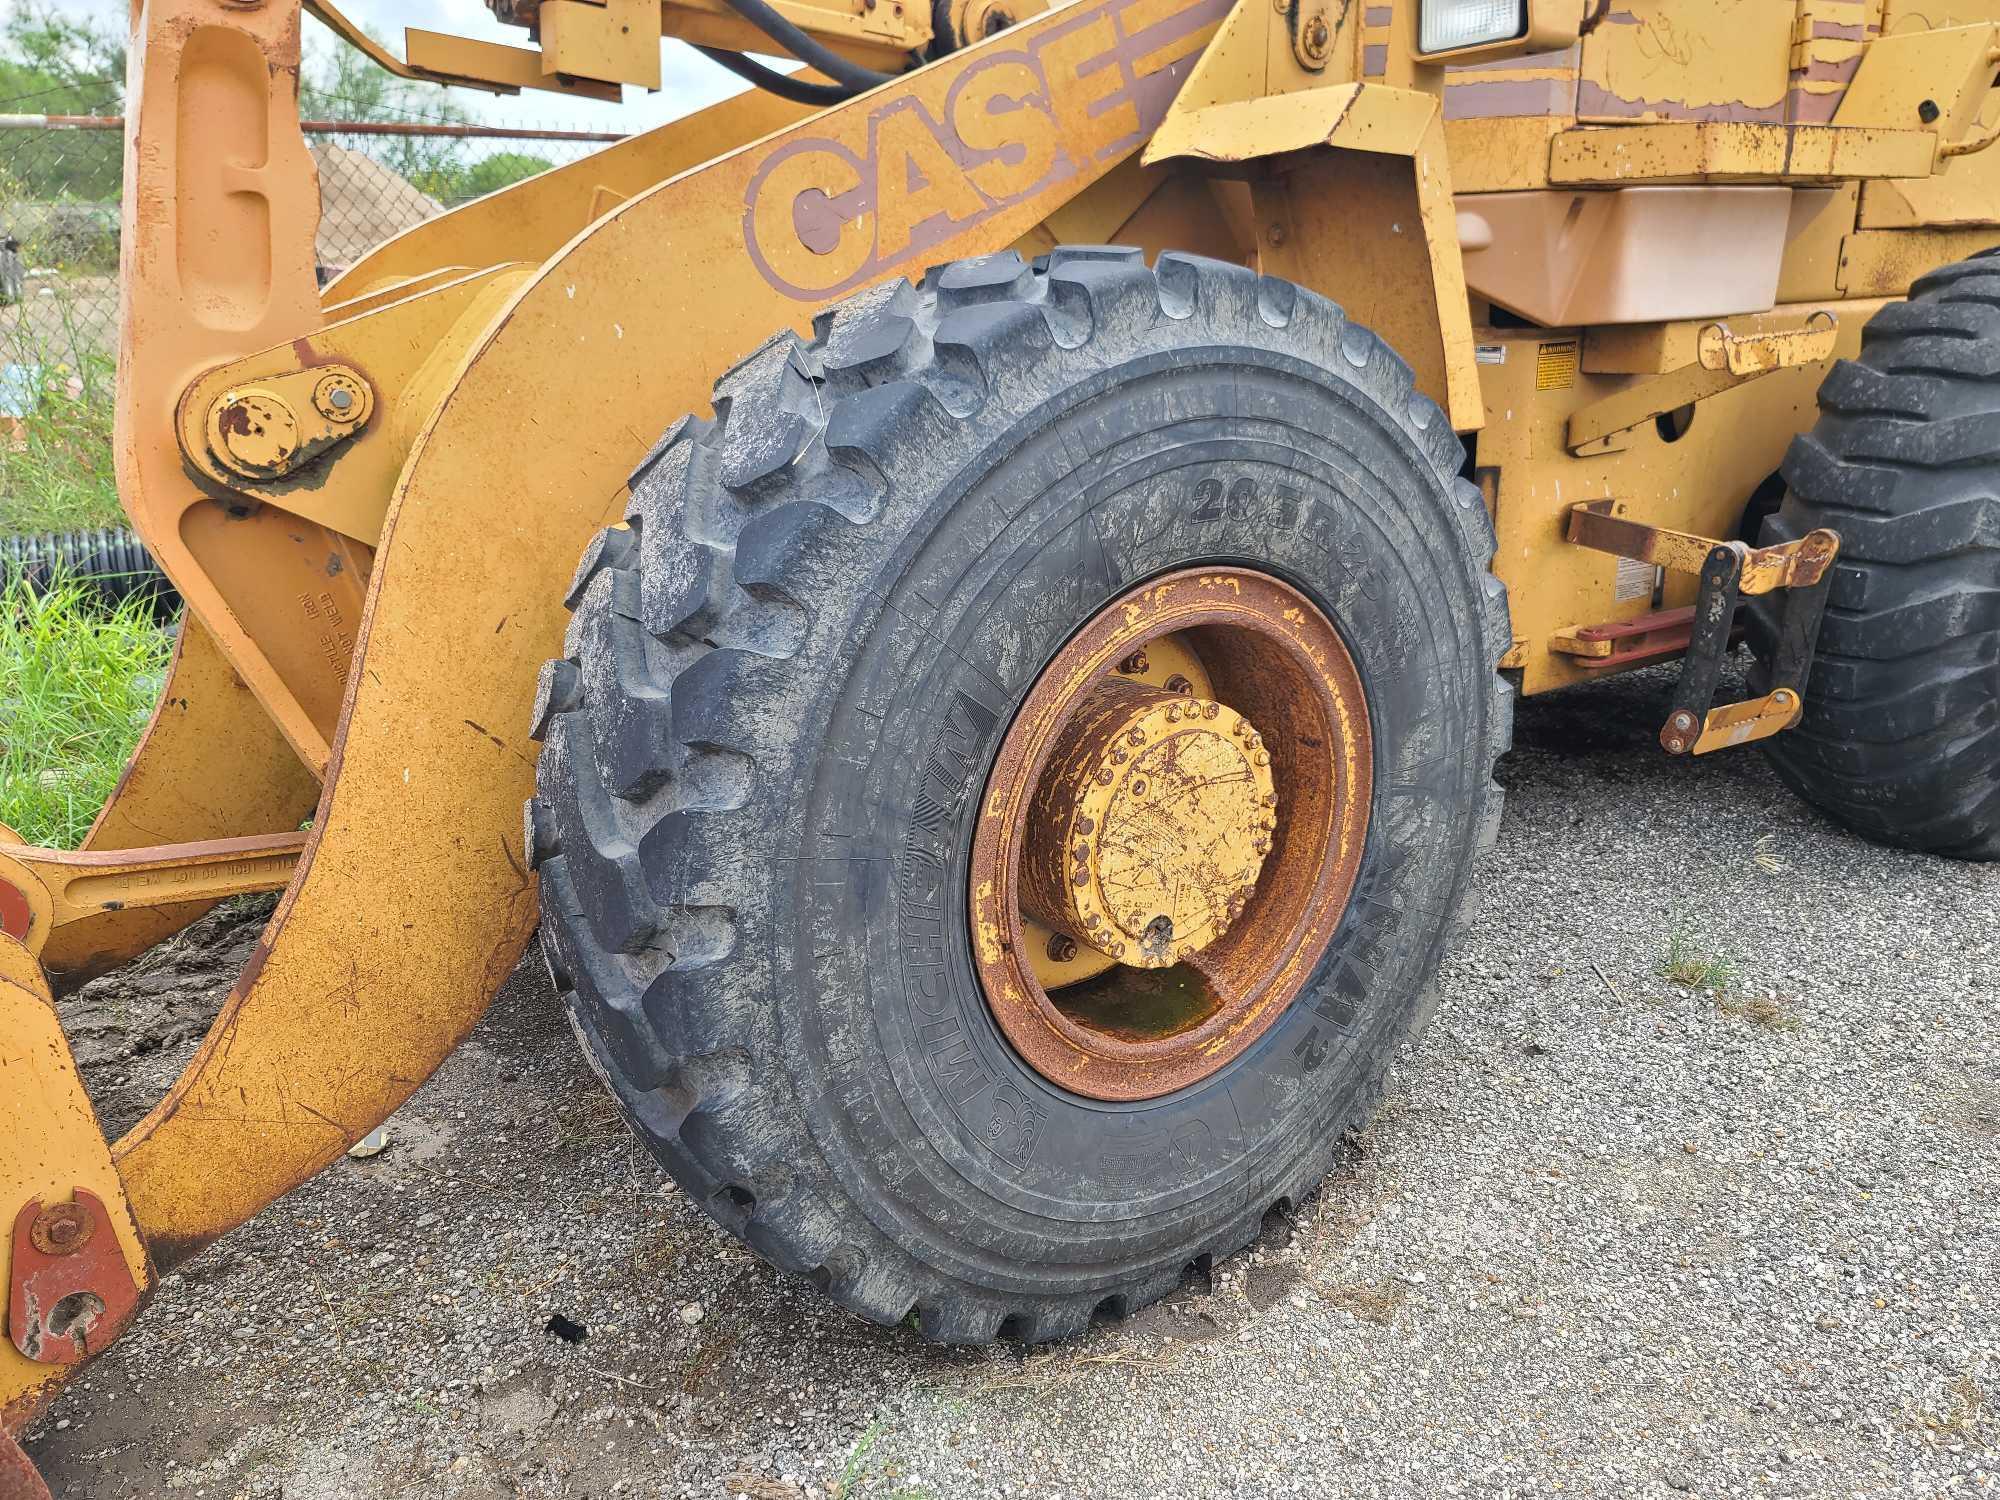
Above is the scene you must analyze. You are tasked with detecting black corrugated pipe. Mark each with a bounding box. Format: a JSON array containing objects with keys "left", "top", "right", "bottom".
[{"left": 1, "top": 527, "right": 179, "bottom": 614}]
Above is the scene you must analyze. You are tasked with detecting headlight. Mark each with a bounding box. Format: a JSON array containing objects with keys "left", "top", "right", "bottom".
[{"left": 1418, "top": 0, "right": 1527, "bottom": 53}]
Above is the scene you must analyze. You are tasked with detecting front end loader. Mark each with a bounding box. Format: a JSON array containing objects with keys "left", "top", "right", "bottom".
[{"left": 5, "top": 0, "right": 1998, "bottom": 1484}]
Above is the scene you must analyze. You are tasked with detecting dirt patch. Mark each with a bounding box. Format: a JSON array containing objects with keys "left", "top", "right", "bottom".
[{"left": 57, "top": 896, "right": 272, "bottom": 1137}]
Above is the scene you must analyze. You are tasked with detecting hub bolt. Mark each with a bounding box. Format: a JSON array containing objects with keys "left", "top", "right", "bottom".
[{"left": 29, "top": 1202, "right": 93, "bottom": 1257}]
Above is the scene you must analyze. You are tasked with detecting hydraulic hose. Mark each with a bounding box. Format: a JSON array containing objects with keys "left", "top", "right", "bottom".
[
  {"left": 1, "top": 527, "right": 178, "bottom": 613},
  {"left": 707, "top": 0, "right": 896, "bottom": 91},
  {"left": 695, "top": 46, "right": 860, "bottom": 105}
]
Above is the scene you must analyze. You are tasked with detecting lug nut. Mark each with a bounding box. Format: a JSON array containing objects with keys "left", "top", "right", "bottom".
[
  {"left": 1046, "top": 932, "right": 1079, "bottom": 963},
  {"left": 1118, "top": 650, "right": 1149, "bottom": 675},
  {"left": 1166, "top": 674, "right": 1193, "bottom": 695}
]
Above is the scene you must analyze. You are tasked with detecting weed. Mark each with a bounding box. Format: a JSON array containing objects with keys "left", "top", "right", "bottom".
[
  {"left": 1917, "top": 1375, "right": 1989, "bottom": 1442},
  {"left": 550, "top": 1086, "right": 628, "bottom": 1153},
  {"left": 0, "top": 234, "right": 121, "bottom": 537},
  {"left": 1738, "top": 992, "right": 1800, "bottom": 1032},
  {"left": 973, "top": 1343, "right": 1171, "bottom": 1397},
  {"left": 0, "top": 574, "right": 170, "bottom": 847},
  {"left": 1709, "top": 985, "right": 1801, "bottom": 1032},
  {"left": 1320, "top": 1277, "right": 1407, "bottom": 1326},
  {"left": 1659, "top": 929, "right": 1735, "bottom": 991},
  {"left": 829, "top": 1424, "right": 881, "bottom": 1500},
  {"left": 725, "top": 1475, "right": 808, "bottom": 1500},
  {"left": 624, "top": 1217, "right": 693, "bottom": 1283},
  {"left": 0, "top": 341, "right": 120, "bottom": 536},
  {"left": 826, "top": 1421, "right": 936, "bottom": 1500}
]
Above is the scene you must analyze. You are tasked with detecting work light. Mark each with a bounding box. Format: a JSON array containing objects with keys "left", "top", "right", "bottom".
[{"left": 1419, "top": 0, "right": 1528, "bottom": 53}]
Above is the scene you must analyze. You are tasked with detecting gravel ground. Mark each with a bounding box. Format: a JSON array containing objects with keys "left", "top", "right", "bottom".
[{"left": 22, "top": 666, "right": 1999, "bottom": 1499}]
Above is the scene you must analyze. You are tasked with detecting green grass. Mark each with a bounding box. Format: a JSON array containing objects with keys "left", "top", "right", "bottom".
[
  {"left": 1658, "top": 929, "right": 1735, "bottom": 991},
  {"left": 0, "top": 575, "right": 170, "bottom": 848},
  {"left": 0, "top": 348, "right": 121, "bottom": 537}
]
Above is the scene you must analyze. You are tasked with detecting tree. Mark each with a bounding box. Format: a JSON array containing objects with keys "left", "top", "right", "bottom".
[
  {"left": 437, "top": 150, "right": 555, "bottom": 203},
  {"left": 0, "top": 6, "right": 125, "bottom": 214},
  {"left": 301, "top": 22, "right": 477, "bottom": 192},
  {"left": 301, "top": 27, "right": 470, "bottom": 126},
  {"left": 0, "top": 3, "right": 124, "bottom": 114}
]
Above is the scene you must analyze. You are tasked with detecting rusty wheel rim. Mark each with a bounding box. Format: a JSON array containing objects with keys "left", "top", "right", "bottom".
[{"left": 970, "top": 568, "right": 1372, "bottom": 1102}]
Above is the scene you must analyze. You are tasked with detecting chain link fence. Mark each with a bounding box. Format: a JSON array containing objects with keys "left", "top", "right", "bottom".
[{"left": 0, "top": 115, "right": 620, "bottom": 426}]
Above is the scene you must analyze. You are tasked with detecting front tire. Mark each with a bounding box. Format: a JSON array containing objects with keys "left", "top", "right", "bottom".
[{"left": 528, "top": 248, "right": 1511, "bottom": 1341}]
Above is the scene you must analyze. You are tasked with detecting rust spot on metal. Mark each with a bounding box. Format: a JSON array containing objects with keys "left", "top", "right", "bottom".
[
  {"left": 969, "top": 568, "right": 1371, "bottom": 1102},
  {"left": 7, "top": 1191, "right": 142, "bottom": 1366},
  {"left": 26, "top": 1204, "right": 92, "bottom": 1258},
  {"left": 0, "top": 1429, "right": 53, "bottom": 1500}
]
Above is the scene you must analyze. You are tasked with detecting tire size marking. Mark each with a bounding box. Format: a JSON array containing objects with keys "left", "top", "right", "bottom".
[{"left": 1096, "top": 1119, "right": 1211, "bottom": 1189}]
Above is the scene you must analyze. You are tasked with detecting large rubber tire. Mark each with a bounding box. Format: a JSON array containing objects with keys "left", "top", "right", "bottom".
[
  {"left": 1755, "top": 250, "right": 2000, "bottom": 858},
  {"left": 528, "top": 248, "right": 1512, "bottom": 1341}
]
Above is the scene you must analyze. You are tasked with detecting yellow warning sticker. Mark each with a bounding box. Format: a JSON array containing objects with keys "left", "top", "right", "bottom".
[{"left": 1535, "top": 339, "right": 1580, "bottom": 391}]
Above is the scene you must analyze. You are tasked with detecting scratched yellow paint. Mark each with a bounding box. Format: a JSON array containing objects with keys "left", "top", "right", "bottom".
[{"left": 1578, "top": 0, "right": 1793, "bottom": 123}]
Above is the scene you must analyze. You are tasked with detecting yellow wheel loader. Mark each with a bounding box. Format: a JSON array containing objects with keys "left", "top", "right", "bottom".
[{"left": 4, "top": 0, "right": 1999, "bottom": 1482}]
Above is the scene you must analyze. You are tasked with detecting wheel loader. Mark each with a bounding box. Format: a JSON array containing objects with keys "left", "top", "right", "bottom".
[{"left": 4, "top": 0, "right": 1998, "bottom": 1484}]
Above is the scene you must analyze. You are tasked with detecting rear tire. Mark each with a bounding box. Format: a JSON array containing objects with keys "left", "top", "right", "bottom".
[
  {"left": 528, "top": 249, "right": 1511, "bottom": 1341},
  {"left": 1756, "top": 249, "right": 2000, "bottom": 858}
]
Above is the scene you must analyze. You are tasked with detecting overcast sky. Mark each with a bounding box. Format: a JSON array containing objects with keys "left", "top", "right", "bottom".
[{"left": 16, "top": 0, "right": 751, "bottom": 132}]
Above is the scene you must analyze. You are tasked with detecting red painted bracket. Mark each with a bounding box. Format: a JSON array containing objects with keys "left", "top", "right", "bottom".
[{"left": 8, "top": 1192, "right": 141, "bottom": 1366}]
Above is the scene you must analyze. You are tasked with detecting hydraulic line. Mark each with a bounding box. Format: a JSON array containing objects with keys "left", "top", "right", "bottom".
[
  {"left": 694, "top": 46, "right": 859, "bottom": 104},
  {"left": 707, "top": 0, "right": 896, "bottom": 91}
]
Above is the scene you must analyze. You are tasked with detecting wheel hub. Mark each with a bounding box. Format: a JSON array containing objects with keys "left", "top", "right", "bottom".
[
  {"left": 1020, "top": 681, "right": 1277, "bottom": 968},
  {"left": 970, "top": 567, "right": 1373, "bottom": 1102}
]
